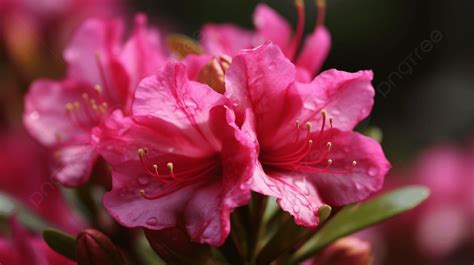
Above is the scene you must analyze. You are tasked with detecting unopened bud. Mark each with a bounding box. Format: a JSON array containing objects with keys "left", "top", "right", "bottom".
[
  {"left": 312, "top": 237, "right": 373, "bottom": 265},
  {"left": 76, "top": 229, "right": 125, "bottom": 265},
  {"left": 197, "top": 55, "right": 232, "bottom": 94}
]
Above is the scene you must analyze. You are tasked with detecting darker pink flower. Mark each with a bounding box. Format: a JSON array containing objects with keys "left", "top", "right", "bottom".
[
  {"left": 93, "top": 62, "right": 257, "bottom": 246},
  {"left": 0, "top": 130, "right": 84, "bottom": 234},
  {"left": 377, "top": 143, "right": 474, "bottom": 264},
  {"left": 23, "top": 14, "right": 167, "bottom": 186},
  {"left": 0, "top": 217, "right": 74, "bottom": 265},
  {"left": 201, "top": 2, "right": 331, "bottom": 81},
  {"left": 225, "top": 43, "right": 390, "bottom": 227},
  {"left": 302, "top": 237, "right": 374, "bottom": 265}
]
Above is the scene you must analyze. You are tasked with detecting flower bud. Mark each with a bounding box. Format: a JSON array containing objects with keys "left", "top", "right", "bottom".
[
  {"left": 197, "top": 55, "right": 232, "bottom": 93},
  {"left": 76, "top": 229, "right": 125, "bottom": 265},
  {"left": 311, "top": 237, "right": 373, "bottom": 265}
]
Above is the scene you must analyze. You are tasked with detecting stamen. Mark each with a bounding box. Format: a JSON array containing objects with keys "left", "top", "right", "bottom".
[
  {"left": 167, "top": 162, "right": 176, "bottom": 179},
  {"left": 288, "top": 0, "right": 306, "bottom": 60},
  {"left": 316, "top": 0, "right": 326, "bottom": 27}
]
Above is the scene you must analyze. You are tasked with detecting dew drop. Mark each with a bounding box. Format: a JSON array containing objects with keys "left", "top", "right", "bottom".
[
  {"left": 30, "top": 111, "right": 40, "bottom": 120},
  {"left": 137, "top": 176, "right": 149, "bottom": 186},
  {"left": 293, "top": 205, "right": 301, "bottom": 214},
  {"left": 146, "top": 217, "right": 158, "bottom": 226},
  {"left": 368, "top": 167, "right": 379, "bottom": 177}
]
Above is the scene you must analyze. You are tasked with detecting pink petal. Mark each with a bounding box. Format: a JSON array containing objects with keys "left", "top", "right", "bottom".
[
  {"left": 296, "top": 26, "right": 331, "bottom": 77},
  {"left": 182, "top": 54, "right": 213, "bottom": 81},
  {"left": 225, "top": 42, "right": 299, "bottom": 146},
  {"left": 120, "top": 14, "right": 167, "bottom": 95},
  {"left": 253, "top": 4, "right": 292, "bottom": 53},
  {"left": 102, "top": 107, "right": 255, "bottom": 246},
  {"left": 23, "top": 79, "right": 92, "bottom": 146},
  {"left": 53, "top": 143, "right": 98, "bottom": 187},
  {"left": 306, "top": 129, "right": 390, "bottom": 206},
  {"left": 63, "top": 17, "right": 123, "bottom": 86},
  {"left": 295, "top": 69, "right": 375, "bottom": 131},
  {"left": 200, "top": 24, "right": 256, "bottom": 56},
  {"left": 133, "top": 62, "right": 227, "bottom": 132},
  {"left": 250, "top": 164, "right": 323, "bottom": 227}
]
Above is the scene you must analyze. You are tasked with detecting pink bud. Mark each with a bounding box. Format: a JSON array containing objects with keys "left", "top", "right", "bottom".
[{"left": 76, "top": 229, "right": 125, "bottom": 265}]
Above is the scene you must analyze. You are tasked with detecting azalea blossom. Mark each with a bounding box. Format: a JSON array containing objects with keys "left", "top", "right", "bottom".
[
  {"left": 0, "top": 217, "right": 74, "bottom": 265},
  {"left": 201, "top": 0, "right": 331, "bottom": 82},
  {"left": 225, "top": 42, "right": 390, "bottom": 227},
  {"left": 93, "top": 62, "right": 257, "bottom": 246},
  {"left": 302, "top": 237, "right": 374, "bottom": 265},
  {"left": 0, "top": 130, "right": 84, "bottom": 233},
  {"left": 376, "top": 143, "right": 474, "bottom": 264},
  {"left": 23, "top": 14, "right": 167, "bottom": 186}
]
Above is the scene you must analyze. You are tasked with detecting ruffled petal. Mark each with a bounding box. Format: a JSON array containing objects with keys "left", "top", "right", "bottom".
[
  {"left": 53, "top": 143, "right": 98, "bottom": 187},
  {"left": 250, "top": 164, "right": 323, "bottom": 227},
  {"left": 306, "top": 129, "right": 390, "bottom": 206},
  {"left": 23, "top": 79, "right": 93, "bottom": 146},
  {"left": 295, "top": 69, "right": 375, "bottom": 131},
  {"left": 225, "top": 42, "right": 301, "bottom": 150},
  {"left": 133, "top": 62, "right": 227, "bottom": 136}
]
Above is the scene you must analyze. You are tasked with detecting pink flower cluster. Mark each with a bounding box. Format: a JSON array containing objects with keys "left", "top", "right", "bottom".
[{"left": 23, "top": 4, "right": 390, "bottom": 247}]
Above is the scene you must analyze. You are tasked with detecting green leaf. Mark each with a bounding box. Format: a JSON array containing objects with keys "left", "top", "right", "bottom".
[
  {"left": 291, "top": 185, "right": 430, "bottom": 263},
  {"left": 43, "top": 228, "right": 77, "bottom": 260}
]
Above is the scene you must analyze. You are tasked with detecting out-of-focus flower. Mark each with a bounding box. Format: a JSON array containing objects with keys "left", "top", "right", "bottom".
[
  {"left": 225, "top": 43, "right": 390, "bottom": 227},
  {"left": 201, "top": 1, "right": 331, "bottom": 82},
  {"left": 377, "top": 143, "right": 474, "bottom": 264},
  {"left": 76, "top": 229, "right": 125, "bottom": 265},
  {"left": 0, "top": 0, "right": 123, "bottom": 77},
  {"left": 303, "top": 237, "right": 374, "bottom": 265},
  {"left": 0, "top": 217, "right": 74, "bottom": 265},
  {"left": 93, "top": 62, "right": 257, "bottom": 246},
  {"left": 23, "top": 14, "right": 167, "bottom": 187},
  {"left": 0, "top": 129, "right": 84, "bottom": 233}
]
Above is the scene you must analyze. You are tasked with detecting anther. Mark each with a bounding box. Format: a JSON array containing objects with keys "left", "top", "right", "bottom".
[
  {"left": 153, "top": 164, "right": 159, "bottom": 175},
  {"left": 326, "top": 141, "right": 332, "bottom": 150},
  {"left": 296, "top": 120, "right": 301, "bottom": 129},
  {"left": 305, "top": 122, "right": 312, "bottom": 131},
  {"left": 137, "top": 148, "right": 147, "bottom": 157},
  {"left": 327, "top": 159, "right": 333, "bottom": 166},
  {"left": 94, "top": 84, "right": 102, "bottom": 94},
  {"left": 73, "top": 101, "right": 80, "bottom": 110},
  {"left": 65, "top": 102, "right": 73, "bottom": 112},
  {"left": 321, "top": 109, "right": 327, "bottom": 118},
  {"left": 167, "top": 162, "right": 174, "bottom": 173},
  {"left": 308, "top": 139, "right": 313, "bottom": 146},
  {"left": 352, "top": 161, "right": 357, "bottom": 167}
]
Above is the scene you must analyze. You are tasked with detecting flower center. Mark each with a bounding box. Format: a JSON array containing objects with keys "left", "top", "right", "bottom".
[
  {"left": 260, "top": 109, "right": 357, "bottom": 174},
  {"left": 136, "top": 148, "right": 219, "bottom": 200},
  {"left": 64, "top": 85, "right": 109, "bottom": 131}
]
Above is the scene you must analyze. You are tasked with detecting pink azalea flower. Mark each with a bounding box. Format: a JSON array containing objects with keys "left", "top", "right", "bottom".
[
  {"left": 0, "top": 130, "right": 84, "bottom": 234},
  {"left": 302, "top": 237, "right": 373, "bottom": 265},
  {"left": 92, "top": 62, "right": 257, "bottom": 246},
  {"left": 225, "top": 42, "right": 390, "bottom": 227},
  {"left": 377, "top": 143, "right": 474, "bottom": 264},
  {"left": 23, "top": 14, "right": 167, "bottom": 186},
  {"left": 0, "top": 217, "right": 74, "bottom": 265},
  {"left": 201, "top": 2, "right": 331, "bottom": 81}
]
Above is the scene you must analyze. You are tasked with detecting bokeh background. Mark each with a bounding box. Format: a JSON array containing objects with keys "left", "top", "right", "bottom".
[{"left": 1, "top": 0, "right": 472, "bottom": 264}]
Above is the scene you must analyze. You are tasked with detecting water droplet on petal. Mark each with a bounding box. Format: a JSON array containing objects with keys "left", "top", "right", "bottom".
[
  {"left": 146, "top": 217, "right": 158, "bottom": 226},
  {"left": 30, "top": 111, "right": 40, "bottom": 120},
  {"left": 293, "top": 205, "right": 301, "bottom": 214},
  {"left": 137, "top": 176, "right": 149, "bottom": 186},
  {"left": 368, "top": 167, "right": 379, "bottom": 177}
]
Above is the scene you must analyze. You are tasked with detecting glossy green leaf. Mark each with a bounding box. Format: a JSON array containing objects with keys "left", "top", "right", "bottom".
[
  {"left": 43, "top": 228, "right": 77, "bottom": 260},
  {"left": 291, "top": 185, "right": 430, "bottom": 263}
]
